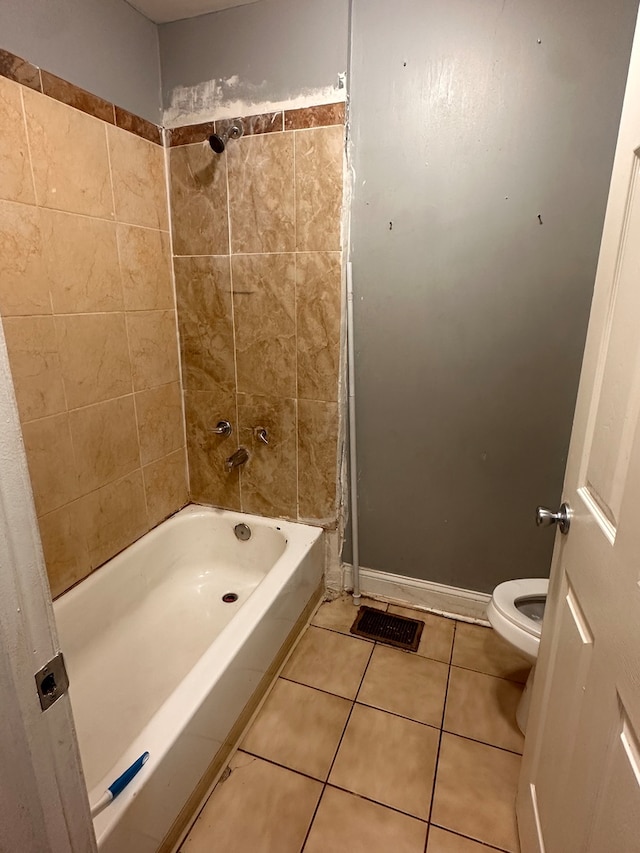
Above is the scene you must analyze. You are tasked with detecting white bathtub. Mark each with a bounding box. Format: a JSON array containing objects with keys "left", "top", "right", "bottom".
[{"left": 54, "top": 504, "right": 324, "bottom": 852}]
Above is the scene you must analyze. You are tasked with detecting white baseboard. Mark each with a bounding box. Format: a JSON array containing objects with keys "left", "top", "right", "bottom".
[{"left": 341, "top": 564, "right": 491, "bottom": 625}]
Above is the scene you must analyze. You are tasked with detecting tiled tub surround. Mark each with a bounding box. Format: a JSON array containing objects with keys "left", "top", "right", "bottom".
[
  {"left": 0, "top": 69, "right": 187, "bottom": 598},
  {"left": 181, "top": 597, "right": 530, "bottom": 853},
  {"left": 168, "top": 105, "right": 344, "bottom": 526}
]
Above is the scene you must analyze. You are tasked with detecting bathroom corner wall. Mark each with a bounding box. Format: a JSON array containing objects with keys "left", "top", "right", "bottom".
[
  {"left": 0, "top": 58, "right": 188, "bottom": 598},
  {"left": 168, "top": 105, "right": 345, "bottom": 526}
]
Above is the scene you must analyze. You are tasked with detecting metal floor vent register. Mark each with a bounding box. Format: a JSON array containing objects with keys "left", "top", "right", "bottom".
[{"left": 350, "top": 606, "right": 424, "bottom": 652}]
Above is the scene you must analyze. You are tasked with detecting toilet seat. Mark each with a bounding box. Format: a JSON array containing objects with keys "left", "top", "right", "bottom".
[
  {"left": 487, "top": 578, "right": 549, "bottom": 663},
  {"left": 492, "top": 578, "right": 548, "bottom": 637}
]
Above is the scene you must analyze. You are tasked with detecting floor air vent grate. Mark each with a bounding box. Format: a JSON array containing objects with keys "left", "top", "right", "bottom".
[{"left": 350, "top": 606, "right": 424, "bottom": 652}]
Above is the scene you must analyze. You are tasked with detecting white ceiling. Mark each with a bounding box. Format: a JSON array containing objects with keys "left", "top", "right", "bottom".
[{"left": 128, "top": 0, "right": 259, "bottom": 24}]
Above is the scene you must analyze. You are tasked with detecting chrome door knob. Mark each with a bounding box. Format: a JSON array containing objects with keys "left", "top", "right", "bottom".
[{"left": 536, "top": 503, "right": 571, "bottom": 535}]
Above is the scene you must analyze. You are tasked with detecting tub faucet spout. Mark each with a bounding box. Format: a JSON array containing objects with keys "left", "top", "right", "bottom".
[{"left": 225, "top": 446, "right": 249, "bottom": 472}]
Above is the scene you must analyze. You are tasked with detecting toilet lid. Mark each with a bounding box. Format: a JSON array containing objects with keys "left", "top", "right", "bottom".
[{"left": 492, "top": 578, "right": 549, "bottom": 638}]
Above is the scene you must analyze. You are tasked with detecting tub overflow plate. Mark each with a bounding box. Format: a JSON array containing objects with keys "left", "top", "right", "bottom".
[{"left": 234, "top": 523, "right": 251, "bottom": 541}]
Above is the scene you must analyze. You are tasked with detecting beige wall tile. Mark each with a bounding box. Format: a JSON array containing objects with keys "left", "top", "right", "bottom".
[
  {"left": 296, "top": 251, "right": 342, "bottom": 402},
  {"left": 127, "top": 310, "right": 180, "bottom": 390},
  {"left": 182, "top": 752, "right": 321, "bottom": 853},
  {"left": 22, "top": 413, "right": 79, "bottom": 515},
  {"left": 56, "top": 313, "right": 132, "bottom": 408},
  {"left": 41, "top": 209, "right": 123, "bottom": 313},
  {"left": 3, "top": 316, "right": 66, "bottom": 422},
  {"left": 297, "top": 399, "right": 338, "bottom": 521},
  {"left": 169, "top": 143, "right": 229, "bottom": 255},
  {"left": 80, "top": 470, "right": 148, "bottom": 568},
  {"left": 232, "top": 254, "right": 296, "bottom": 397},
  {"left": 118, "top": 225, "right": 173, "bottom": 311},
  {"left": 107, "top": 125, "right": 168, "bottom": 230},
  {"left": 23, "top": 88, "right": 113, "bottom": 217},
  {"left": 227, "top": 133, "right": 295, "bottom": 253},
  {"left": 135, "top": 381, "right": 184, "bottom": 465},
  {"left": 237, "top": 393, "right": 297, "bottom": 518},
  {"left": 143, "top": 448, "right": 188, "bottom": 528},
  {"left": 0, "top": 201, "right": 49, "bottom": 316},
  {"left": 69, "top": 396, "right": 140, "bottom": 494},
  {"left": 0, "top": 77, "right": 35, "bottom": 204},
  {"left": 185, "top": 389, "right": 240, "bottom": 510},
  {"left": 174, "top": 256, "right": 235, "bottom": 393},
  {"left": 304, "top": 786, "right": 427, "bottom": 853},
  {"left": 38, "top": 502, "right": 91, "bottom": 599},
  {"left": 295, "top": 126, "right": 343, "bottom": 251}
]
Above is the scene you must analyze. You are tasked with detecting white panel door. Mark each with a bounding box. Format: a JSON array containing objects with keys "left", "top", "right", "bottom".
[{"left": 517, "top": 8, "right": 640, "bottom": 852}]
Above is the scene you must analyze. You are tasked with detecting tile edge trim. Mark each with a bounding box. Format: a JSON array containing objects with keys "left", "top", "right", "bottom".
[{"left": 0, "top": 46, "right": 163, "bottom": 146}]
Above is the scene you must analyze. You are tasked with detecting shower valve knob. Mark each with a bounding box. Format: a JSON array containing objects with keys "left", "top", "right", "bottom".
[
  {"left": 536, "top": 503, "right": 571, "bottom": 535},
  {"left": 209, "top": 420, "right": 232, "bottom": 437}
]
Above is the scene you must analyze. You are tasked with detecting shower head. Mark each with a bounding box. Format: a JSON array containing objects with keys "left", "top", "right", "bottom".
[{"left": 209, "top": 121, "right": 244, "bottom": 154}]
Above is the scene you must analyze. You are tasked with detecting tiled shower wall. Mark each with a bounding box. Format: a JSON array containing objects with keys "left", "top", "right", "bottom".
[
  {"left": 168, "top": 106, "right": 344, "bottom": 525},
  {"left": 0, "top": 62, "right": 188, "bottom": 598}
]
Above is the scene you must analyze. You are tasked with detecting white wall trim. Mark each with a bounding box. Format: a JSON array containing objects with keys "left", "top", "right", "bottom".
[{"left": 340, "top": 563, "right": 491, "bottom": 625}]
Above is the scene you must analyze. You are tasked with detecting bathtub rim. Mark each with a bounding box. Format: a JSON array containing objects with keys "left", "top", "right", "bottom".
[{"left": 53, "top": 504, "right": 324, "bottom": 846}]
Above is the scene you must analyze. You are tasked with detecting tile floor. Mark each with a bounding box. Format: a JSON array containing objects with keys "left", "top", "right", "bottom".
[{"left": 181, "top": 595, "right": 531, "bottom": 853}]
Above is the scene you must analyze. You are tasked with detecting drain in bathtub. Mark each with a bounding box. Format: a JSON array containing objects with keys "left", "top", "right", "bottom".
[{"left": 222, "top": 592, "right": 239, "bottom": 603}]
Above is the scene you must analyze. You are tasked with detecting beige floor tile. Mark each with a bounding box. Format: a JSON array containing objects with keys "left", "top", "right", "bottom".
[
  {"left": 304, "top": 786, "right": 427, "bottom": 853},
  {"left": 181, "top": 751, "right": 321, "bottom": 853},
  {"left": 312, "top": 594, "right": 387, "bottom": 635},
  {"left": 357, "top": 645, "right": 449, "bottom": 727},
  {"left": 432, "top": 733, "right": 521, "bottom": 852},
  {"left": 282, "top": 626, "right": 373, "bottom": 699},
  {"left": 427, "top": 826, "right": 495, "bottom": 853},
  {"left": 241, "top": 678, "right": 351, "bottom": 780},
  {"left": 388, "top": 605, "right": 456, "bottom": 663},
  {"left": 444, "top": 667, "right": 525, "bottom": 754},
  {"left": 452, "top": 623, "right": 530, "bottom": 683},
  {"left": 329, "top": 704, "right": 439, "bottom": 819}
]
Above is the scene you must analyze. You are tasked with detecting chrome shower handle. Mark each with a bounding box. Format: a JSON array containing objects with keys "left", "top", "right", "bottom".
[
  {"left": 256, "top": 427, "right": 269, "bottom": 445},
  {"left": 209, "top": 420, "right": 232, "bottom": 437}
]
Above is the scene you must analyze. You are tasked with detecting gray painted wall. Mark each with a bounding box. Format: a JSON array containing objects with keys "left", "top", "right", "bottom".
[
  {"left": 349, "top": 0, "right": 638, "bottom": 592},
  {"left": 1, "top": 0, "right": 161, "bottom": 121},
  {"left": 159, "top": 0, "right": 348, "bottom": 122}
]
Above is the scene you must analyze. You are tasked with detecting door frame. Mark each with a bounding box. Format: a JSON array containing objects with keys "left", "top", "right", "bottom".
[{"left": 0, "top": 322, "right": 95, "bottom": 851}]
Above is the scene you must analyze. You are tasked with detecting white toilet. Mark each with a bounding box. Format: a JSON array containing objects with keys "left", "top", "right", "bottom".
[{"left": 487, "top": 577, "right": 549, "bottom": 734}]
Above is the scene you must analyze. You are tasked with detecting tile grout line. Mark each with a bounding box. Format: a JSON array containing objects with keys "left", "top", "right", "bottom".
[
  {"left": 292, "top": 129, "right": 300, "bottom": 521},
  {"left": 162, "top": 138, "right": 190, "bottom": 499},
  {"left": 429, "top": 823, "right": 515, "bottom": 853},
  {"left": 298, "top": 636, "right": 376, "bottom": 853},
  {"left": 223, "top": 145, "right": 242, "bottom": 512},
  {"left": 111, "top": 155, "right": 149, "bottom": 526},
  {"left": 232, "top": 748, "right": 435, "bottom": 829},
  {"left": 423, "top": 620, "right": 458, "bottom": 853}
]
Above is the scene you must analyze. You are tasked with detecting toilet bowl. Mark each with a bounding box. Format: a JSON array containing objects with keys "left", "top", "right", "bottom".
[{"left": 487, "top": 577, "right": 549, "bottom": 733}]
